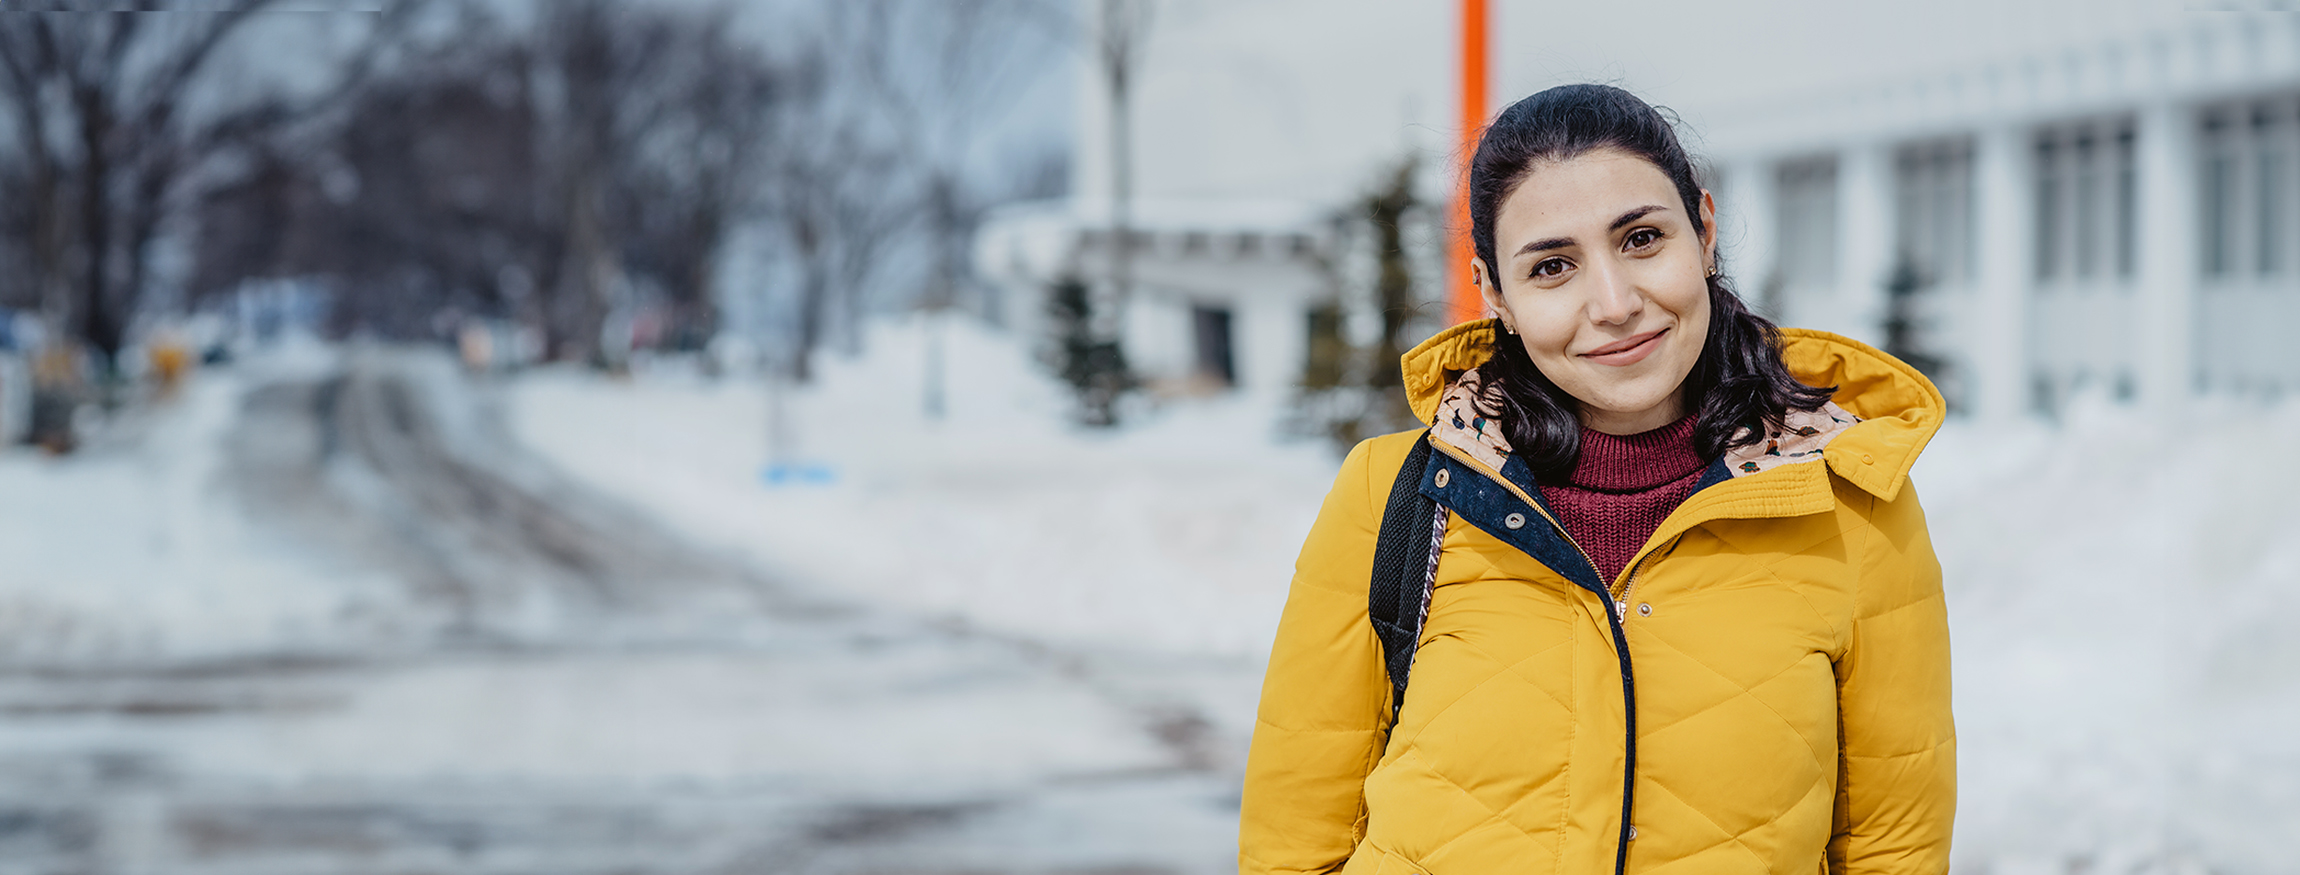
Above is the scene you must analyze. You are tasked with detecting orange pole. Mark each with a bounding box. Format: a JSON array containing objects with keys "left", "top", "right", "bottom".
[{"left": 1448, "top": 0, "right": 1491, "bottom": 325}]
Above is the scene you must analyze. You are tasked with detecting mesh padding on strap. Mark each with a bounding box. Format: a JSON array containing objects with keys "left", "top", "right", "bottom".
[{"left": 1369, "top": 434, "right": 1442, "bottom": 725}]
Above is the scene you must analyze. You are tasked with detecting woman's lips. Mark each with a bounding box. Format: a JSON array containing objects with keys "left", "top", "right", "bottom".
[{"left": 1580, "top": 328, "right": 1667, "bottom": 366}]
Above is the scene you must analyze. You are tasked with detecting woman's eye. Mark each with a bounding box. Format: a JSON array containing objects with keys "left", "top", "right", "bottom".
[
  {"left": 1625, "top": 228, "right": 1662, "bottom": 250},
  {"left": 1530, "top": 258, "right": 1569, "bottom": 279}
]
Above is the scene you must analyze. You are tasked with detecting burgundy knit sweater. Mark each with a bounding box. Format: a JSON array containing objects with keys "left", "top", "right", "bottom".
[{"left": 1542, "top": 415, "right": 1707, "bottom": 584}]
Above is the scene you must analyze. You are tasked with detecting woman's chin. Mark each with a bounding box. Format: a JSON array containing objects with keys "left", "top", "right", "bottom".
[{"left": 1577, "top": 400, "right": 1683, "bottom": 434}]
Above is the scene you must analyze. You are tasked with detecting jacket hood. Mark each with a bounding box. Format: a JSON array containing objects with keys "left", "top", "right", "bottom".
[{"left": 1399, "top": 318, "right": 1946, "bottom": 502}]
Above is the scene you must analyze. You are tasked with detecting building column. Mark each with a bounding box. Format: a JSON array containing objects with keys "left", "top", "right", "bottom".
[
  {"left": 1719, "top": 156, "right": 1781, "bottom": 319},
  {"left": 1835, "top": 141, "right": 1895, "bottom": 347},
  {"left": 2136, "top": 100, "right": 2198, "bottom": 410},
  {"left": 1970, "top": 122, "right": 2034, "bottom": 423}
]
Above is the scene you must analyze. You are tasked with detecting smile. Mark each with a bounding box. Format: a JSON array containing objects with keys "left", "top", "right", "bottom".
[{"left": 1579, "top": 328, "right": 1668, "bottom": 366}]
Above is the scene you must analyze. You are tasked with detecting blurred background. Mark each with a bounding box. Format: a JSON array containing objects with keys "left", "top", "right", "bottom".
[{"left": 1, "top": 0, "right": 2297, "bottom": 873}]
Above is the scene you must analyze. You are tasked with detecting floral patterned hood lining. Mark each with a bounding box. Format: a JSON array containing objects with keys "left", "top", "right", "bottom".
[{"left": 1424, "top": 364, "right": 1861, "bottom": 481}]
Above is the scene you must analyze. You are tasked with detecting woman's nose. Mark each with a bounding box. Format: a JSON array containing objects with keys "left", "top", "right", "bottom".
[{"left": 1585, "top": 262, "right": 1644, "bottom": 325}]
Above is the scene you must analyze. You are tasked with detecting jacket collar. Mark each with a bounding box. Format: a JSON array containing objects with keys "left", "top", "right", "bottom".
[{"left": 1400, "top": 319, "right": 1945, "bottom": 511}]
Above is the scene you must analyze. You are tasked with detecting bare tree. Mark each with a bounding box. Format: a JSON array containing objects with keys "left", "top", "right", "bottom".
[
  {"left": 0, "top": 2, "right": 417, "bottom": 374},
  {"left": 617, "top": 8, "right": 782, "bottom": 353},
  {"left": 192, "top": 0, "right": 789, "bottom": 359},
  {"left": 749, "top": 0, "right": 1071, "bottom": 389},
  {"left": 189, "top": 8, "right": 547, "bottom": 341},
  {"left": 761, "top": 3, "right": 912, "bottom": 384},
  {"left": 519, "top": 0, "right": 784, "bottom": 367},
  {"left": 767, "top": 95, "right": 906, "bottom": 383},
  {"left": 836, "top": 0, "right": 1062, "bottom": 413}
]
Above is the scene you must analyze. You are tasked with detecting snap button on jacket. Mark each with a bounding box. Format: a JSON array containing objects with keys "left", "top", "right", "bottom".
[{"left": 1240, "top": 324, "right": 1954, "bottom": 875}]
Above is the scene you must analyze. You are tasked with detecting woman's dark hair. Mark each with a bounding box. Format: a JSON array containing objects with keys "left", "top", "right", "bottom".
[{"left": 1467, "top": 83, "right": 1834, "bottom": 481}]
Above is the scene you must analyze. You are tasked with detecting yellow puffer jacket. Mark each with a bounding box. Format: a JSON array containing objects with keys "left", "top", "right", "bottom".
[{"left": 1240, "top": 321, "right": 1953, "bottom": 875}]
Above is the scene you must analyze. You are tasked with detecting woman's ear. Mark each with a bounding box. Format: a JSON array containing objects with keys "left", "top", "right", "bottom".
[
  {"left": 1698, "top": 189, "right": 1719, "bottom": 269},
  {"left": 1472, "top": 258, "right": 1513, "bottom": 330}
]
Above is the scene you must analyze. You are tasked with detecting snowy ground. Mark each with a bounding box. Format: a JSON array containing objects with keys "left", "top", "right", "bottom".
[
  {"left": 0, "top": 316, "right": 2294, "bottom": 873},
  {"left": 1915, "top": 397, "right": 2300, "bottom": 874},
  {"left": 0, "top": 335, "right": 1248, "bottom": 875},
  {"left": 509, "top": 320, "right": 1333, "bottom": 662},
  {"left": 0, "top": 338, "right": 413, "bottom": 667}
]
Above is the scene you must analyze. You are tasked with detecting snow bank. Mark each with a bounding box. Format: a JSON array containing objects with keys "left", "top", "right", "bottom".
[
  {"left": 0, "top": 338, "right": 418, "bottom": 666},
  {"left": 1915, "top": 396, "right": 2300, "bottom": 872},
  {"left": 510, "top": 315, "right": 1336, "bottom": 659}
]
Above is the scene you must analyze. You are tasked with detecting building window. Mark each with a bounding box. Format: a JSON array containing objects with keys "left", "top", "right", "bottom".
[
  {"left": 2036, "top": 139, "right": 2061, "bottom": 280},
  {"left": 2197, "top": 98, "right": 2300, "bottom": 280},
  {"left": 1300, "top": 303, "right": 1346, "bottom": 390},
  {"left": 2203, "top": 113, "right": 2236, "bottom": 277},
  {"left": 1893, "top": 138, "right": 1975, "bottom": 286},
  {"left": 2260, "top": 115, "right": 2284, "bottom": 275},
  {"left": 1775, "top": 156, "right": 1838, "bottom": 290},
  {"left": 2033, "top": 117, "right": 2138, "bottom": 283},
  {"left": 1191, "top": 304, "right": 1235, "bottom": 387},
  {"left": 2116, "top": 128, "right": 2137, "bottom": 277},
  {"left": 2076, "top": 132, "right": 2102, "bottom": 277}
]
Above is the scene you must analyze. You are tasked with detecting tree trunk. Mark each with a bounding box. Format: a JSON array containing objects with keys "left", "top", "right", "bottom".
[
  {"left": 72, "top": 82, "right": 122, "bottom": 375},
  {"left": 793, "top": 266, "right": 828, "bottom": 384}
]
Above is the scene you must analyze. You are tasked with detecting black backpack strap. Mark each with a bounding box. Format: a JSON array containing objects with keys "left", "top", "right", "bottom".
[{"left": 1369, "top": 433, "right": 1447, "bottom": 726}]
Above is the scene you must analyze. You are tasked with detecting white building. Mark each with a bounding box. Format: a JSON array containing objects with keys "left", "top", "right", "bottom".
[
  {"left": 1708, "top": 9, "right": 2300, "bottom": 420},
  {"left": 978, "top": 1, "right": 2300, "bottom": 420}
]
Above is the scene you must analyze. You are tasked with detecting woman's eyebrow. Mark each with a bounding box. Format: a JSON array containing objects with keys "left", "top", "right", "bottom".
[
  {"left": 1512, "top": 204, "right": 1672, "bottom": 258},
  {"left": 1608, "top": 204, "right": 1667, "bottom": 231}
]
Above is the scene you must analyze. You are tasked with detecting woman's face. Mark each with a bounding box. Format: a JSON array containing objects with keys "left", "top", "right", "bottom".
[{"left": 1475, "top": 147, "right": 1716, "bottom": 436}]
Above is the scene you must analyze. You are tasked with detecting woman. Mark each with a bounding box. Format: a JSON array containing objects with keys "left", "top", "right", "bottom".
[{"left": 1239, "top": 84, "right": 1953, "bottom": 874}]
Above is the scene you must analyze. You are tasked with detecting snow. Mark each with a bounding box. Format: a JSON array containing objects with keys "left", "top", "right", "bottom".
[
  {"left": 0, "top": 645, "right": 1169, "bottom": 794},
  {"left": 0, "top": 336, "right": 420, "bottom": 667},
  {"left": 0, "top": 328, "right": 1246, "bottom": 873},
  {"left": 508, "top": 315, "right": 1336, "bottom": 660},
  {"left": 1914, "top": 395, "right": 2300, "bottom": 872}
]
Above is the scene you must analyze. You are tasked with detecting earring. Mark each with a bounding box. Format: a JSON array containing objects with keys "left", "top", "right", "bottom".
[{"left": 1705, "top": 263, "right": 1718, "bottom": 279}]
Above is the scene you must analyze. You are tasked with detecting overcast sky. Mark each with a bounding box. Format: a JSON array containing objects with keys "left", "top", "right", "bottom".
[
  {"left": 189, "top": 0, "right": 2207, "bottom": 208},
  {"left": 1494, "top": 0, "right": 2190, "bottom": 125}
]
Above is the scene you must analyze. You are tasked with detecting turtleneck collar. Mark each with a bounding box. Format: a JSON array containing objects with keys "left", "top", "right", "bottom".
[{"left": 1564, "top": 414, "right": 1704, "bottom": 493}]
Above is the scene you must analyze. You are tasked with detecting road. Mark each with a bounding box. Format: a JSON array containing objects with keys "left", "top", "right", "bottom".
[{"left": 0, "top": 349, "right": 1249, "bottom": 875}]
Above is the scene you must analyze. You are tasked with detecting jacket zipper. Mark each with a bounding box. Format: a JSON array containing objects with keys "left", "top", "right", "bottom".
[{"left": 1426, "top": 438, "right": 1639, "bottom": 875}]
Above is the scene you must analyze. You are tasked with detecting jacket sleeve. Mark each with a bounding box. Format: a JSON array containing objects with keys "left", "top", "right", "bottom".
[
  {"left": 1829, "top": 481, "right": 1957, "bottom": 875},
  {"left": 1238, "top": 436, "right": 1400, "bottom": 875}
]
